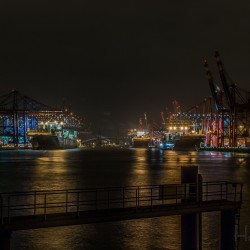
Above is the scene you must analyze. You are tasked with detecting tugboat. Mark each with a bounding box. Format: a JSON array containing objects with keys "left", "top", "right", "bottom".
[
  {"left": 158, "top": 134, "right": 175, "bottom": 150},
  {"left": 158, "top": 141, "right": 175, "bottom": 150}
]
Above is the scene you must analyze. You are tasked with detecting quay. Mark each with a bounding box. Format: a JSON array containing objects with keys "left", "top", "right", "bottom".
[
  {"left": 197, "top": 146, "right": 250, "bottom": 153},
  {"left": 0, "top": 166, "right": 243, "bottom": 250}
]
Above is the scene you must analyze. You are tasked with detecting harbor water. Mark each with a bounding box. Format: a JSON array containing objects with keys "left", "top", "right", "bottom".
[{"left": 0, "top": 148, "right": 250, "bottom": 249}]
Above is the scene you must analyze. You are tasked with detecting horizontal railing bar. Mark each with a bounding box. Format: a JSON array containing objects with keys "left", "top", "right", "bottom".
[
  {"left": 1, "top": 192, "right": 241, "bottom": 205},
  {"left": 0, "top": 181, "right": 238, "bottom": 196}
]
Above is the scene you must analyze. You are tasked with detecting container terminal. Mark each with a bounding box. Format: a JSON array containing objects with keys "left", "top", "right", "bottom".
[
  {"left": 129, "top": 52, "right": 250, "bottom": 151},
  {"left": 0, "top": 90, "right": 85, "bottom": 149},
  {"left": 1, "top": 52, "right": 249, "bottom": 151}
]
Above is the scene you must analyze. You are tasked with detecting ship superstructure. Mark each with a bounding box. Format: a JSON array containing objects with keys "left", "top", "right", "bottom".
[
  {"left": 127, "top": 113, "right": 152, "bottom": 148},
  {"left": 128, "top": 129, "right": 151, "bottom": 148}
]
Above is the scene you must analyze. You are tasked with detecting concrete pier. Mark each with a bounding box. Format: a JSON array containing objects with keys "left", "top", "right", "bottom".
[
  {"left": 221, "top": 210, "right": 238, "bottom": 250},
  {"left": 181, "top": 166, "right": 202, "bottom": 250},
  {"left": 0, "top": 230, "right": 11, "bottom": 250}
]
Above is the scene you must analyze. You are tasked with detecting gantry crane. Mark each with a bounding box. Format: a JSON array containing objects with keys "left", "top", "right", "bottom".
[
  {"left": 0, "top": 90, "right": 84, "bottom": 147},
  {"left": 204, "top": 52, "right": 250, "bottom": 147}
]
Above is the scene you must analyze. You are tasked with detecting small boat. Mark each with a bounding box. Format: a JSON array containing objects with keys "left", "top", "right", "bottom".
[{"left": 158, "top": 141, "right": 175, "bottom": 150}]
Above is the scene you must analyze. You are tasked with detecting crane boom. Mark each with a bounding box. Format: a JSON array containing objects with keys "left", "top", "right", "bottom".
[
  {"left": 160, "top": 112, "right": 166, "bottom": 126},
  {"left": 215, "top": 51, "right": 234, "bottom": 110},
  {"left": 204, "top": 59, "right": 222, "bottom": 111}
]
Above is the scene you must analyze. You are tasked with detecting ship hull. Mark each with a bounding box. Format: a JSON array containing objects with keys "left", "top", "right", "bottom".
[
  {"left": 132, "top": 138, "right": 151, "bottom": 148},
  {"left": 174, "top": 136, "right": 205, "bottom": 150},
  {"left": 31, "top": 135, "right": 77, "bottom": 150}
]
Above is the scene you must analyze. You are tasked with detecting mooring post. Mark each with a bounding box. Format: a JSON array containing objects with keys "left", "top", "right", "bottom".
[
  {"left": 221, "top": 210, "right": 237, "bottom": 250},
  {"left": 181, "top": 166, "right": 202, "bottom": 250},
  {"left": 0, "top": 230, "right": 12, "bottom": 250}
]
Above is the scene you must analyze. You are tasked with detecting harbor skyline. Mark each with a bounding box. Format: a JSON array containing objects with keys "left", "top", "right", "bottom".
[{"left": 1, "top": 0, "right": 250, "bottom": 135}]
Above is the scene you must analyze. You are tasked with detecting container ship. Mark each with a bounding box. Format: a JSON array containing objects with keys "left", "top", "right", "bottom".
[
  {"left": 27, "top": 124, "right": 78, "bottom": 150},
  {"left": 161, "top": 109, "right": 206, "bottom": 151}
]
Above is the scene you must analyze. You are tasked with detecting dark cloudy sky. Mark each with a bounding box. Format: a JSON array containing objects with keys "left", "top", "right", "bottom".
[{"left": 0, "top": 0, "right": 250, "bottom": 135}]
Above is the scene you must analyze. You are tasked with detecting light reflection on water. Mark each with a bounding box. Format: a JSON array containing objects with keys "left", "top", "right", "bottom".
[{"left": 1, "top": 148, "right": 250, "bottom": 249}]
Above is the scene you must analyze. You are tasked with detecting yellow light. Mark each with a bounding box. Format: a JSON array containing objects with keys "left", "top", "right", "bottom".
[
  {"left": 185, "top": 127, "right": 188, "bottom": 130},
  {"left": 174, "top": 127, "right": 177, "bottom": 130},
  {"left": 180, "top": 127, "right": 183, "bottom": 130},
  {"left": 169, "top": 127, "right": 172, "bottom": 130}
]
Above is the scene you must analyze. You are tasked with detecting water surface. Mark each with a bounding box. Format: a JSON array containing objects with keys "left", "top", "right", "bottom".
[{"left": 0, "top": 148, "right": 250, "bottom": 249}]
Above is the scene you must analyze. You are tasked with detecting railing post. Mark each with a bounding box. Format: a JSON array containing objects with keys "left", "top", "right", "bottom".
[
  {"left": 240, "top": 184, "right": 243, "bottom": 202},
  {"left": 151, "top": 188, "right": 153, "bottom": 210},
  {"left": 184, "top": 183, "right": 187, "bottom": 200},
  {"left": 95, "top": 189, "right": 98, "bottom": 210},
  {"left": 220, "top": 183, "right": 223, "bottom": 200},
  {"left": 135, "top": 188, "right": 138, "bottom": 209},
  {"left": 198, "top": 174, "right": 203, "bottom": 206},
  {"left": 206, "top": 182, "right": 208, "bottom": 201},
  {"left": 77, "top": 192, "right": 80, "bottom": 217},
  {"left": 234, "top": 183, "right": 237, "bottom": 201},
  {"left": 225, "top": 183, "right": 228, "bottom": 200},
  {"left": 0, "top": 195, "right": 3, "bottom": 225},
  {"left": 65, "top": 190, "right": 68, "bottom": 214},
  {"left": 107, "top": 190, "right": 110, "bottom": 209},
  {"left": 34, "top": 191, "right": 36, "bottom": 216},
  {"left": 176, "top": 186, "right": 178, "bottom": 204},
  {"left": 161, "top": 185, "right": 164, "bottom": 205},
  {"left": 123, "top": 187, "right": 125, "bottom": 208},
  {"left": 138, "top": 187, "right": 140, "bottom": 207},
  {"left": 7, "top": 196, "right": 10, "bottom": 224},
  {"left": 44, "top": 194, "right": 47, "bottom": 220}
]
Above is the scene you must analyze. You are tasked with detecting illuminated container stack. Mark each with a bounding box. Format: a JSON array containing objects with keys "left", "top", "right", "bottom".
[{"left": 0, "top": 90, "right": 84, "bottom": 149}]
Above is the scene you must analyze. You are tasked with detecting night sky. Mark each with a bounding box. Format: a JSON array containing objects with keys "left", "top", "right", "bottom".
[{"left": 1, "top": 1, "right": 250, "bottom": 135}]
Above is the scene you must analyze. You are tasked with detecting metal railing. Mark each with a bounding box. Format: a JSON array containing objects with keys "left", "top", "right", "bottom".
[{"left": 0, "top": 182, "right": 243, "bottom": 224}]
